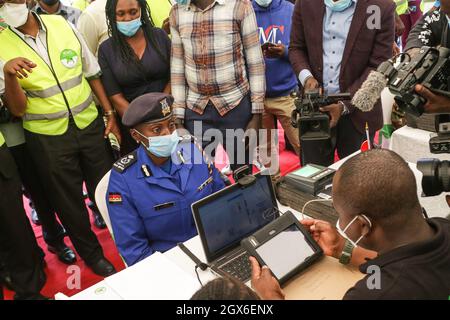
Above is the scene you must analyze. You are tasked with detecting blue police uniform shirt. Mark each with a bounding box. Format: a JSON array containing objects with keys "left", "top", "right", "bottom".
[{"left": 106, "top": 137, "right": 225, "bottom": 266}]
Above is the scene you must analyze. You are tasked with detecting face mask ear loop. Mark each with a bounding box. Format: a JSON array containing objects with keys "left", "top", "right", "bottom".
[
  {"left": 361, "top": 214, "right": 373, "bottom": 228},
  {"left": 134, "top": 129, "right": 151, "bottom": 148},
  {"left": 342, "top": 215, "right": 359, "bottom": 233}
]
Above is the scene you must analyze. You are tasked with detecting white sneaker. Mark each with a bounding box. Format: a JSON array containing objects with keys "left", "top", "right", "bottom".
[{"left": 221, "top": 165, "right": 233, "bottom": 176}]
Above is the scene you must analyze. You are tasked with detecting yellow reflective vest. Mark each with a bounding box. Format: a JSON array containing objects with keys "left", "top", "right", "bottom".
[
  {"left": 72, "top": 0, "right": 91, "bottom": 12},
  {"left": 395, "top": 0, "right": 409, "bottom": 15},
  {"left": 0, "top": 15, "right": 98, "bottom": 136},
  {"left": 0, "top": 131, "right": 4, "bottom": 147}
]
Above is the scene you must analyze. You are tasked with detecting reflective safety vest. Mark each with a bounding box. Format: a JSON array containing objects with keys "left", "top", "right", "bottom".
[
  {"left": 0, "top": 131, "right": 4, "bottom": 147},
  {"left": 72, "top": 0, "right": 91, "bottom": 11},
  {"left": 395, "top": 0, "right": 409, "bottom": 15},
  {"left": 0, "top": 15, "right": 98, "bottom": 136}
]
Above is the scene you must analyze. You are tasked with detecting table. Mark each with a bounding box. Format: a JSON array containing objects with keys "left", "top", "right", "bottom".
[
  {"left": 59, "top": 200, "right": 363, "bottom": 300},
  {"left": 389, "top": 126, "right": 449, "bottom": 164},
  {"left": 63, "top": 150, "right": 448, "bottom": 300}
]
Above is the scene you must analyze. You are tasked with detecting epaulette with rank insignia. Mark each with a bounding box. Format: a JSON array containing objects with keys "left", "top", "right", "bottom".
[
  {"left": 113, "top": 151, "right": 138, "bottom": 173},
  {"left": 184, "top": 135, "right": 213, "bottom": 176}
]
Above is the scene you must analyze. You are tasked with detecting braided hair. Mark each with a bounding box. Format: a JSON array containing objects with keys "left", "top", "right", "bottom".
[{"left": 105, "top": 0, "right": 168, "bottom": 71}]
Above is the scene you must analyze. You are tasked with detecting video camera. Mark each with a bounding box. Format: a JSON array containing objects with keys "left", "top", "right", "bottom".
[
  {"left": 417, "top": 158, "right": 450, "bottom": 197},
  {"left": 378, "top": 46, "right": 450, "bottom": 117},
  {"left": 429, "top": 114, "right": 450, "bottom": 154},
  {"left": 290, "top": 88, "right": 351, "bottom": 166}
]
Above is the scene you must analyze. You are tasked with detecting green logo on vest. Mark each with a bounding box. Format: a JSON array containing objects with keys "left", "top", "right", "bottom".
[{"left": 60, "top": 49, "right": 78, "bottom": 69}]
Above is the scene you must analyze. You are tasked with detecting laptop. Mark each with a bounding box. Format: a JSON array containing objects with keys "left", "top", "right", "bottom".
[{"left": 191, "top": 172, "right": 280, "bottom": 282}]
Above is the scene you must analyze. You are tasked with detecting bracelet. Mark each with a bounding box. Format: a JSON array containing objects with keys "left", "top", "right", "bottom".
[{"left": 104, "top": 110, "right": 116, "bottom": 117}]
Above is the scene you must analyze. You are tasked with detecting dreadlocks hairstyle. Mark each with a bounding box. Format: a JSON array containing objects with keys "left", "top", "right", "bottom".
[{"left": 105, "top": 0, "right": 168, "bottom": 71}]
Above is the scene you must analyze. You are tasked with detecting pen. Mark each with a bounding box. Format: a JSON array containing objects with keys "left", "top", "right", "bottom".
[{"left": 365, "top": 122, "right": 371, "bottom": 150}]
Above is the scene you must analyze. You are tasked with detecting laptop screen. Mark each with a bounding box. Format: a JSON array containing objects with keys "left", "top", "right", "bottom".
[{"left": 192, "top": 173, "right": 279, "bottom": 262}]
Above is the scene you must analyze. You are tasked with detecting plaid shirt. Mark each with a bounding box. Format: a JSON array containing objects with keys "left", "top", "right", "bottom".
[
  {"left": 34, "top": 3, "right": 82, "bottom": 26},
  {"left": 170, "top": 0, "right": 266, "bottom": 119}
]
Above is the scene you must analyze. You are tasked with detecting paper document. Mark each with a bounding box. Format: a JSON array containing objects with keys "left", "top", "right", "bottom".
[
  {"left": 283, "top": 256, "right": 365, "bottom": 300},
  {"left": 69, "top": 280, "right": 123, "bottom": 300},
  {"left": 105, "top": 252, "right": 201, "bottom": 300}
]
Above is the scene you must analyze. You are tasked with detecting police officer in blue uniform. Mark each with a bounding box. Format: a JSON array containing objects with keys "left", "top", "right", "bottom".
[{"left": 106, "top": 93, "right": 226, "bottom": 266}]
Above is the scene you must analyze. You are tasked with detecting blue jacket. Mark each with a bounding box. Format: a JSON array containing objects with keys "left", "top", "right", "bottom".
[
  {"left": 106, "top": 138, "right": 225, "bottom": 266},
  {"left": 253, "top": 0, "right": 298, "bottom": 98}
]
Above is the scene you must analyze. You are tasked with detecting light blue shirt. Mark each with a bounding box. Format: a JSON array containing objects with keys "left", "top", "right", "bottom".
[{"left": 299, "top": 0, "right": 357, "bottom": 94}]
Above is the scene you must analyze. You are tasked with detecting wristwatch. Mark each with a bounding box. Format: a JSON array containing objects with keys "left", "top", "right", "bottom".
[
  {"left": 338, "top": 239, "right": 355, "bottom": 265},
  {"left": 174, "top": 118, "right": 184, "bottom": 125},
  {"left": 338, "top": 100, "right": 349, "bottom": 116}
]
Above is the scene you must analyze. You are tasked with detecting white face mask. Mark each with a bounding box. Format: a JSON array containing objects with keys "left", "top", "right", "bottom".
[
  {"left": 336, "top": 214, "right": 372, "bottom": 247},
  {"left": 0, "top": 3, "right": 29, "bottom": 28}
]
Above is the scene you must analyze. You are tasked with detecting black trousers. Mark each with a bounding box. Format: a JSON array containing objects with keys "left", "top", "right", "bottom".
[
  {"left": 9, "top": 143, "right": 65, "bottom": 245},
  {"left": 185, "top": 94, "right": 253, "bottom": 173},
  {"left": 333, "top": 116, "right": 375, "bottom": 160},
  {"left": 302, "top": 115, "right": 375, "bottom": 166},
  {"left": 25, "top": 116, "right": 113, "bottom": 264},
  {"left": 0, "top": 145, "right": 46, "bottom": 298}
]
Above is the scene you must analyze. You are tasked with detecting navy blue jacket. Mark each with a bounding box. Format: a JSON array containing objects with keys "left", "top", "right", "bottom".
[{"left": 106, "top": 138, "right": 225, "bottom": 266}]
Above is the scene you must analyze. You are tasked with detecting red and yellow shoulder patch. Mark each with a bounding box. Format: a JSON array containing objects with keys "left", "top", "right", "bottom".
[{"left": 108, "top": 193, "right": 123, "bottom": 204}]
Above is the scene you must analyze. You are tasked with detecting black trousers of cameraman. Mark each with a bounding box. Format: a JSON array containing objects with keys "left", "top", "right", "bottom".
[
  {"left": 333, "top": 116, "right": 375, "bottom": 161},
  {"left": 0, "top": 144, "right": 46, "bottom": 299},
  {"left": 302, "top": 115, "right": 375, "bottom": 166}
]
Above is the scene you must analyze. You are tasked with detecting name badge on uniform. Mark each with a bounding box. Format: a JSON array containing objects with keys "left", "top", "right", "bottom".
[{"left": 154, "top": 202, "right": 175, "bottom": 211}]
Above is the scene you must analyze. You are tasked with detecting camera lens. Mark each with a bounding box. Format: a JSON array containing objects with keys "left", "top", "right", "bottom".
[
  {"left": 417, "top": 159, "right": 450, "bottom": 197},
  {"left": 311, "top": 121, "right": 321, "bottom": 131}
]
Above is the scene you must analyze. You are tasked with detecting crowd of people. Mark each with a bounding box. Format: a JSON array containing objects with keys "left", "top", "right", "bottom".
[{"left": 0, "top": 0, "right": 449, "bottom": 300}]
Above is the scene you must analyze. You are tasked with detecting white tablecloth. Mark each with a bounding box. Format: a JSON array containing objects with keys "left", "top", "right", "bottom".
[{"left": 389, "top": 126, "right": 449, "bottom": 163}]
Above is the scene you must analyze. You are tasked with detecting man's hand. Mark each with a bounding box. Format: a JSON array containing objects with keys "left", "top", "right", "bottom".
[
  {"left": 415, "top": 85, "right": 450, "bottom": 114},
  {"left": 104, "top": 114, "right": 122, "bottom": 144},
  {"left": 162, "top": 17, "right": 170, "bottom": 35},
  {"left": 300, "top": 219, "right": 345, "bottom": 259},
  {"left": 250, "top": 257, "right": 285, "bottom": 300},
  {"left": 265, "top": 44, "right": 285, "bottom": 59},
  {"left": 4, "top": 58, "right": 36, "bottom": 79},
  {"left": 319, "top": 103, "right": 343, "bottom": 128},
  {"left": 304, "top": 77, "right": 319, "bottom": 92},
  {"left": 175, "top": 123, "right": 191, "bottom": 137},
  {"left": 392, "top": 42, "right": 401, "bottom": 57}
]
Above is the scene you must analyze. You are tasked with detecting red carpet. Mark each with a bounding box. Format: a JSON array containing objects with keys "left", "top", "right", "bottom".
[{"left": 3, "top": 126, "right": 301, "bottom": 299}]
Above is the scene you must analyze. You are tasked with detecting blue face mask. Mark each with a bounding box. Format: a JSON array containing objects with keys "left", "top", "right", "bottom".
[
  {"left": 136, "top": 130, "right": 180, "bottom": 158},
  {"left": 324, "top": 0, "right": 353, "bottom": 12},
  {"left": 175, "top": 0, "right": 191, "bottom": 5},
  {"left": 255, "top": 0, "right": 272, "bottom": 7},
  {"left": 117, "top": 16, "right": 142, "bottom": 37}
]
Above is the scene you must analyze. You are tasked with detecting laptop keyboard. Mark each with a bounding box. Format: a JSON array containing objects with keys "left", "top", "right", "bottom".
[{"left": 218, "top": 252, "right": 252, "bottom": 282}]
